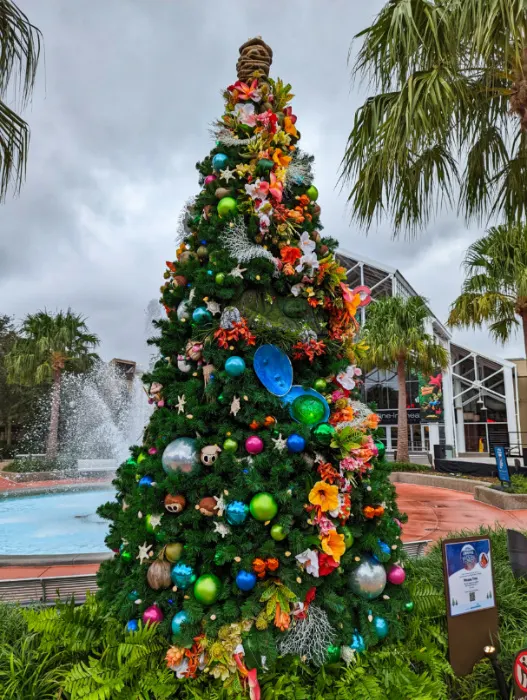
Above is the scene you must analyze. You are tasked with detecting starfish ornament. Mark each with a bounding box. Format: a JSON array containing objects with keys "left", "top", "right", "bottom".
[
  {"left": 213, "top": 494, "right": 226, "bottom": 517},
  {"left": 148, "top": 514, "right": 162, "bottom": 529},
  {"left": 205, "top": 299, "right": 221, "bottom": 315},
  {"left": 230, "top": 396, "right": 241, "bottom": 416},
  {"left": 220, "top": 167, "right": 235, "bottom": 182},
  {"left": 136, "top": 542, "right": 153, "bottom": 564},
  {"left": 176, "top": 395, "right": 186, "bottom": 414},
  {"left": 229, "top": 265, "right": 247, "bottom": 279},
  {"left": 314, "top": 452, "right": 326, "bottom": 464},
  {"left": 214, "top": 522, "right": 231, "bottom": 538},
  {"left": 272, "top": 433, "right": 287, "bottom": 451}
]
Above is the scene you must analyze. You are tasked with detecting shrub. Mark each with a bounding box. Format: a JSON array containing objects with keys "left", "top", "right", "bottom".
[
  {"left": 3, "top": 456, "right": 75, "bottom": 473},
  {"left": 390, "top": 461, "right": 432, "bottom": 473},
  {"left": 510, "top": 473, "right": 527, "bottom": 494}
]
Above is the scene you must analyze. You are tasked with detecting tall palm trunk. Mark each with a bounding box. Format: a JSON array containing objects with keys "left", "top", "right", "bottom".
[
  {"left": 46, "top": 369, "right": 61, "bottom": 460},
  {"left": 396, "top": 356, "right": 409, "bottom": 462},
  {"left": 522, "top": 310, "right": 527, "bottom": 359}
]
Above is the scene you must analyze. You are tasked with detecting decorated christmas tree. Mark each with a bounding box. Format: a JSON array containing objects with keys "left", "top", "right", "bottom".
[{"left": 97, "top": 37, "right": 411, "bottom": 693}]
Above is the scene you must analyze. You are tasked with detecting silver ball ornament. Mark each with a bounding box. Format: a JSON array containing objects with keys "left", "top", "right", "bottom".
[
  {"left": 162, "top": 438, "right": 198, "bottom": 475},
  {"left": 349, "top": 556, "right": 387, "bottom": 600}
]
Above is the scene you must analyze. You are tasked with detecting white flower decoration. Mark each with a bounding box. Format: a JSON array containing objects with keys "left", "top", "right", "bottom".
[
  {"left": 233, "top": 102, "right": 257, "bottom": 126},
  {"left": 337, "top": 365, "right": 361, "bottom": 390},
  {"left": 295, "top": 549, "right": 320, "bottom": 577}
]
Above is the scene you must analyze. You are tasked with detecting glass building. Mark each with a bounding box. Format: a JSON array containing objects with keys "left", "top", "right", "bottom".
[{"left": 336, "top": 250, "right": 520, "bottom": 456}]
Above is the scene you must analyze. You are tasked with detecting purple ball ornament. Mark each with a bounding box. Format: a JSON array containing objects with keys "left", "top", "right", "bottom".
[
  {"left": 204, "top": 174, "right": 217, "bottom": 185},
  {"left": 387, "top": 564, "right": 406, "bottom": 585},
  {"left": 245, "top": 435, "right": 264, "bottom": 455},
  {"left": 142, "top": 604, "right": 164, "bottom": 625}
]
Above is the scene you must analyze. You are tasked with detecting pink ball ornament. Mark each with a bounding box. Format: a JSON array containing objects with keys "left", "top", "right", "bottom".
[
  {"left": 245, "top": 435, "right": 264, "bottom": 455},
  {"left": 142, "top": 604, "right": 164, "bottom": 625},
  {"left": 387, "top": 564, "right": 406, "bottom": 585},
  {"left": 204, "top": 174, "right": 217, "bottom": 185},
  {"left": 148, "top": 447, "right": 158, "bottom": 455}
]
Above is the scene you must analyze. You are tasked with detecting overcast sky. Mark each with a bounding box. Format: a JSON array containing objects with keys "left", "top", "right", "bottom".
[{"left": 1, "top": 0, "right": 522, "bottom": 367}]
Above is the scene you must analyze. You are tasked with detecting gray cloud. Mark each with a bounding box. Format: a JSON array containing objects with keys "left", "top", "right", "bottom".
[{"left": 0, "top": 0, "right": 519, "bottom": 366}]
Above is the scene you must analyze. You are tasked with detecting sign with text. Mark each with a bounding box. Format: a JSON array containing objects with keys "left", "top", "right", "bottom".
[
  {"left": 514, "top": 649, "right": 527, "bottom": 699},
  {"left": 494, "top": 446, "right": 511, "bottom": 484},
  {"left": 442, "top": 535, "right": 499, "bottom": 676},
  {"left": 376, "top": 408, "right": 421, "bottom": 426}
]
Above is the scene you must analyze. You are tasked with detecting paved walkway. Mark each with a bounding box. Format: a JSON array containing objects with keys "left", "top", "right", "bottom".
[{"left": 2, "top": 482, "right": 527, "bottom": 581}]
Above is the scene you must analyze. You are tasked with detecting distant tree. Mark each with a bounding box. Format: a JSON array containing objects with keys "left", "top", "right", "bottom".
[
  {"left": 363, "top": 296, "right": 449, "bottom": 462},
  {"left": 5, "top": 310, "right": 99, "bottom": 460},
  {"left": 0, "top": 0, "right": 41, "bottom": 200},
  {"left": 342, "top": 0, "right": 527, "bottom": 237},
  {"left": 448, "top": 224, "right": 527, "bottom": 356}
]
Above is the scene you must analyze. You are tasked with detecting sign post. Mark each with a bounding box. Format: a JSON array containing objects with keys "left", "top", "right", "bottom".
[
  {"left": 494, "top": 446, "right": 511, "bottom": 487},
  {"left": 442, "top": 535, "right": 499, "bottom": 676}
]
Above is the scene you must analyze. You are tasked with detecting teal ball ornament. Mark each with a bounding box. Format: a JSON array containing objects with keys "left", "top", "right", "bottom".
[
  {"left": 192, "top": 306, "right": 212, "bottom": 325},
  {"left": 291, "top": 395, "right": 326, "bottom": 426},
  {"left": 194, "top": 574, "right": 221, "bottom": 605},
  {"left": 171, "top": 610, "right": 188, "bottom": 636},
  {"left": 212, "top": 153, "right": 229, "bottom": 171},
  {"left": 375, "top": 440, "right": 386, "bottom": 459},
  {"left": 162, "top": 438, "right": 198, "bottom": 475},
  {"left": 171, "top": 562, "right": 196, "bottom": 589},
  {"left": 225, "top": 500, "right": 249, "bottom": 525},
  {"left": 217, "top": 196, "right": 237, "bottom": 218},
  {"left": 225, "top": 356, "right": 246, "bottom": 377},
  {"left": 249, "top": 492, "right": 278, "bottom": 521},
  {"left": 350, "top": 631, "right": 365, "bottom": 653},
  {"left": 313, "top": 422, "right": 335, "bottom": 445},
  {"left": 306, "top": 185, "right": 319, "bottom": 201},
  {"left": 372, "top": 616, "right": 389, "bottom": 639},
  {"left": 349, "top": 556, "right": 387, "bottom": 600}
]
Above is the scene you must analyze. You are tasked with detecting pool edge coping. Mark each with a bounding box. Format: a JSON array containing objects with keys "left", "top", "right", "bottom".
[{"left": 0, "top": 482, "right": 114, "bottom": 498}]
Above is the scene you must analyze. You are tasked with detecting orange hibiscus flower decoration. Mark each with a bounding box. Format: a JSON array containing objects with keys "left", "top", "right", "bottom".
[
  {"left": 364, "top": 413, "right": 380, "bottom": 429},
  {"left": 272, "top": 148, "right": 292, "bottom": 168},
  {"left": 281, "top": 246, "right": 302, "bottom": 265},
  {"left": 309, "top": 481, "right": 339, "bottom": 512},
  {"left": 284, "top": 115, "right": 298, "bottom": 138},
  {"left": 274, "top": 603, "right": 291, "bottom": 631},
  {"left": 321, "top": 529, "right": 346, "bottom": 562}
]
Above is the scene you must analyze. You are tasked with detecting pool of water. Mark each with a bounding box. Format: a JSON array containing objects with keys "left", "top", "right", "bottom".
[{"left": 0, "top": 488, "right": 115, "bottom": 555}]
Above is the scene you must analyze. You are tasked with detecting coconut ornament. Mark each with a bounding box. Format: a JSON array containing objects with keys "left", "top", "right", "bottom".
[{"left": 147, "top": 558, "right": 172, "bottom": 590}]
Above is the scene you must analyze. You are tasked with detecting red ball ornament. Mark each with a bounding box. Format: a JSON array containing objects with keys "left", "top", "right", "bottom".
[{"left": 245, "top": 435, "right": 264, "bottom": 455}]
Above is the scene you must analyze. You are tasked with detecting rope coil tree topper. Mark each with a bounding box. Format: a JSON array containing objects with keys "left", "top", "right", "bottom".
[{"left": 236, "top": 36, "right": 273, "bottom": 82}]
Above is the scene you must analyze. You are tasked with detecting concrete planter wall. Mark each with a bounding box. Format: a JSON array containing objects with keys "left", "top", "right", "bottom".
[{"left": 391, "top": 471, "right": 527, "bottom": 510}]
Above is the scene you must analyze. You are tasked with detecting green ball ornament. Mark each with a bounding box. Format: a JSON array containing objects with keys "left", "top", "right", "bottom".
[
  {"left": 375, "top": 440, "right": 386, "bottom": 459},
  {"left": 270, "top": 524, "right": 287, "bottom": 541},
  {"left": 340, "top": 526, "right": 354, "bottom": 549},
  {"left": 217, "top": 196, "right": 238, "bottom": 218},
  {"left": 291, "top": 395, "right": 325, "bottom": 426},
  {"left": 306, "top": 185, "right": 319, "bottom": 201},
  {"left": 218, "top": 393, "right": 225, "bottom": 403},
  {"left": 193, "top": 574, "right": 221, "bottom": 605},
  {"left": 121, "top": 550, "right": 132, "bottom": 562},
  {"left": 223, "top": 438, "right": 238, "bottom": 452},
  {"left": 313, "top": 378, "right": 327, "bottom": 392},
  {"left": 250, "top": 492, "right": 278, "bottom": 521},
  {"left": 404, "top": 601, "right": 415, "bottom": 612},
  {"left": 313, "top": 422, "right": 336, "bottom": 445},
  {"left": 215, "top": 272, "right": 225, "bottom": 285},
  {"left": 137, "top": 453, "right": 146, "bottom": 464},
  {"left": 326, "top": 644, "right": 341, "bottom": 663}
]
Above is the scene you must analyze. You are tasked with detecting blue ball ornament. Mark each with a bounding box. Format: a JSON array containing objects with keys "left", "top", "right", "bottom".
[
  {"left": 212, "top": 153, "right": 229, "bottom": 171},
  {"left": 373, "top": 540, "right": 391, "bottom": 562},
  {"left": 350, "top": 631, "right": 365, "bottom": 653},
  {"left": 236, "top": 570, "right": 257, "bottom": 592},
  {"left": 225, "top": 500, "right": 249, "bottom": 525},
  {"left": 287, "top": 433, "right": 306, "bottom": 453},
  {"left": 171, "top": 610, "right": 189, "bottom": 636},
  {"left": 225, "top": 356, "right": 246, "bottom": 377},
  {"left": 171, "top": 562, "right": 196, "bottom": 589},
  {"left": 138, "top": 475, "right": 154, "bottom": 487},
  {"left": 192, "top": 306, "right": 213, "bottom": 325},
  {"left": 373, "top": 616, "right": 389, "bottom": 639},
  {"left": 126, "top": 619, "right": 139, "bottom": 632}
]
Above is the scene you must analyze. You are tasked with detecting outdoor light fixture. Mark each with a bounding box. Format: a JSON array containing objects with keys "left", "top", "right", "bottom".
[{"left": 483, "top": 646, "right": 509, "bottom": 699}]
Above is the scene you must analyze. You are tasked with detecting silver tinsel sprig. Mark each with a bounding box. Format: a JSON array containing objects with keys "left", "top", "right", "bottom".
[
  {"left": 278, "top": 605, "right": 336, "bottom": 667},
  {"left": 285, "top": 150, "right": 314, "bottom": 192},
  {"left": 221, "top": 218, "right": 278, "bottom": 266},
  {"left": 175, "top": 196, "right": 197, "bottom": 244},
  {"left": 210, "top": 125, "right": 258, "bottom": 147}
]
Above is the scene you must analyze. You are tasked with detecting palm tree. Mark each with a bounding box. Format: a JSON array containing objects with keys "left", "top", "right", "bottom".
[
  {"left": 448, "top": 224, "right": 527, "bottom": 356},
  {"left": 0, "top": 0, "right": 41, "bottom": 200},
  {"left": 5, "top": 310, "right": 99, "bottom": 460},
  {"left": 342, "top": 0, "right": 527, "bottom": 236},
  {"left": 363, "top": 296, "right": 449, "bottom": 462}
]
